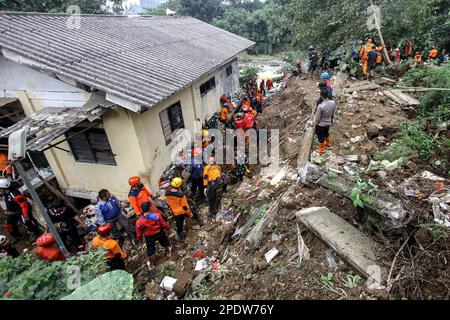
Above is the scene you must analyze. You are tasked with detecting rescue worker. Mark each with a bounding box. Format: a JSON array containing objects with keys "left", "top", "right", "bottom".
[
  {"left": 314, "top": 91, "right": 336, "bottom": 153},
  {"left": 96, "top": 189, "right": 136, "bottom": 246},
  {"left": 242, "top": 96, "right": 251, "bottom": 109},
  {"left": 295, "top": 58, "right": 302, "bottom": 76},
  {"left": 317, "top": 72, "right": 333, "bottom": 107},
  {"left": 308, "top": 46, "right": 319, "bottom": 75},
  {"left": 128, "top": 176, "right": 161, "bottom": 216},
  {"left": 202, "top": 129, "right": 211, "bottom": 149},
  {"left": 414, "top": 52, "right": 423, "bottom": 62},
  {"left": 0, "top": 178, "right": 40, "bottom": 241},
  {"left": 92, "top": 223, "right": 127, "bottom": 270},
  {"left": 395, "top": 48, "right": 401, "bottom": 63},
  {"left": 404, "top": 40, "right": 413, "bottom": 58},
  {"left": 376, "top": 46, "right": 385, "bottom": 64},
  {"left": 135, "top": 202, "right": 171, "bottom": 271},
  {"left": 36, "top": 233, "right": 65, "bottom": 262},
  {"left": 0, "top": 152, "right": 12, "bottom": 176},
  {"left": 428, "top": 46, "right": 438, "bottom": 61},
  {"left": 266, "top": 78, "right": 273, "bottom": 91},
  {"left": 189, "top": 148, "right": 205, "bottom": 201},
  {"left": 359, "top": 38, "right": 376, "bottom": 80},
  {"left": 259, "top": 79, "right": 266, "bottom": 95},
  {"left": 243, "top": 107, "right": 257, "bottom": 131},
  {"left": 0, "top": 235, "right": 19, "bottom": 258},
  {"left": 220, "top": 94, "right": 232, "bottom": 111},
  {"left": 220, "top": 103, "right": 231, "bottom": 128},
  {"left": 204, "top": 157, "right": 225, "bottom": 218},
  {"left": 233, "top": 112, "right": 245, "bottom": 130},
  {"left": 165, "top": 178, "right": 193, "bottom": 241},
  {"left": 48, "top": 198, "right": 86, "bottom": 251}
]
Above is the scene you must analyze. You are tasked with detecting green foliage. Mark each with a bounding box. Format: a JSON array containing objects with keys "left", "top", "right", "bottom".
[
  {"left": 320, "top": 273, "right": 334, "bottom": 287},
  {"left": 350, "top": 179, "right": 379, "bottom": 208},
  {"left": 62, "top": 270, "right": 133, "bottom": 300},
  {"left": 420, "top": 223, "right": 449, "bottom": 240},
  {"left": 0, "top": 0, "right": 123, "bottom": 13},
  {"left": 343, "top": 274, "right": 362, "bottom": 289},
  {"left": 0, "top": 249, "right": 109, "bottom": 300},
  {"left": 180, "top": 0, "right": 223, "bottom": 23},
  {"left": 239, "top": 65, "right": 260, "bottom": 87}
]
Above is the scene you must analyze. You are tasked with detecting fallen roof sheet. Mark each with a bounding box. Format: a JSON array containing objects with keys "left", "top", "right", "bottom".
[
  {"left": 0, "top": 12, "right": 255, "bottom": 109},
  {"left": 0, "top": 93, "right": 111, "bottom": 151},
  {"left": 0, "top": 97, "right": 17, "bottom": 108}
]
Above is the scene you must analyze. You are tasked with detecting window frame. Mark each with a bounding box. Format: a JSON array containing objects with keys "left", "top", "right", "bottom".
[
  {"left": 65, "top": 127, "right": 117, "bottom": 166},
  {"left": 226, "top": 65, "right": 233, "bottom": 77},
  {"left": 159, "top": 101, "right": 185, "bottom": 146},
  {"left": 200, "top": 77, "right": 216, "bottom": 97}
]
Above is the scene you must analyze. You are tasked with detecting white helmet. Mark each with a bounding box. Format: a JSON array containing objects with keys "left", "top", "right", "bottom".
[
  {"left": 0, "top": 235, "right": 7, "bottom": 245},
  {"left": 0, "top": 179, "right": 11, "bottom": 189}
]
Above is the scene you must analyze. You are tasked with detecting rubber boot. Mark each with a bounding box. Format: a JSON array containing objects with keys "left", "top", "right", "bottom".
[
  {"left": 147, "top": 255, "right": 158, "bottom": 271},
  {"left": 324, "top": 137, "right": 332, "bottom": 147},
  {"left": 316, "top": 142, "right": 326, "bottom": 153},
  {"left": 165, "top": 246, "right": 172, "bottom": 257}
]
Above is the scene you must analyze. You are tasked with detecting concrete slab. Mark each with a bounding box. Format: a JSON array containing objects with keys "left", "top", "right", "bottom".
[{"left": 296, "top": 207, "right": 387, "bottom": 281}]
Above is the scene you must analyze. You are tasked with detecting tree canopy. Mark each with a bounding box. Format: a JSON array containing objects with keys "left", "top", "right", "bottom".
[{"left": 0, "top": 0, "right": 123, "bottom": 14}]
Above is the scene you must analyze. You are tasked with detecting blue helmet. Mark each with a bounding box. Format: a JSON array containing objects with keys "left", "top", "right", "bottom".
[
  {"left": 223, "top": 103, "right": 228, "bottom": 107},
  {"left": 320, "top": 72, "right": 330, "bottom": 79}
]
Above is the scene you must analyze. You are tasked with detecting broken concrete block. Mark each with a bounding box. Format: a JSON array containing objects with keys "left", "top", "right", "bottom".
[{"left": 297, "top": 207, "right": 387, "bottom": 282}]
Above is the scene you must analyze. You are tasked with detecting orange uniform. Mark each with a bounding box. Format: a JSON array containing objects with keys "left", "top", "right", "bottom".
[
  {"left": 0, "top": 153, "right": 12, "bottom": 175},
  {"left": 203, "top": 164, "right": 222, "bottom": 187},
  {"left": 164, "top": 188, "right": 193, "bottom": 217},
  {"left": 359, "top": 43, "right": 376, "bottom": 75},
  {"left": 37, "top": 246, "right": 65, "bottom": 262},
  {"left": 414, "top": 53, "right": 422, "bottom": 62},
  {"left": 92, "top": 235, "right": 127, "bottom": 260},
  {"left": 220, "top": 106, "right": 229, "bottom": 122},
  {"left": 128, "top": 186, "right": 161, "bottom": 216},
  {"left": 220, "top": 95, "right": 232, "bottom": 111},
  {"left": 429, "top": 49, "right": 438, "bottom": 59}
]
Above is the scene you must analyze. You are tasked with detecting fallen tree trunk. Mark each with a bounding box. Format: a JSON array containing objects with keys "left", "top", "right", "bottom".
[
  {"left": 301, "top": 163, "right": 407, "bottom": 222},
  {"left": 246, "top": 195, "right": 282, "bottom": 248}
]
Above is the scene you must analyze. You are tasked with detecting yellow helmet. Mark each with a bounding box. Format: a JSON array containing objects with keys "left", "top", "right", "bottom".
[
  {"left": 202, "top": 129, "right": 209, "bottom": 138},
  {"left": 171, "top": 177, "right": 183, "bottom": 188}
]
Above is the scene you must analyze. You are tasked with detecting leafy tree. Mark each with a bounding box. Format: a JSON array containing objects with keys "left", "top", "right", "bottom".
[
  {"left": 144, "top": 0, "right": 181, "bottom": 15},
  {"left": 179, "top": 0, "right": 223, "bottom": 23}
]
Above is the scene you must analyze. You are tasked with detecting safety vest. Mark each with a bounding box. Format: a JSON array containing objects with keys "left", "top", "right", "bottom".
[
  {"left": 164, "top": 188, "right": 192, "bottom": 217},
  {"left": 203, "top": 165, "right": 222, "bottom": 186},
  {"left": 360, "top": 43, "right": 375, "bottom": 60}
]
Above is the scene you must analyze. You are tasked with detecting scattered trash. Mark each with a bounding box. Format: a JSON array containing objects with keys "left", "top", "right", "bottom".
[
  {"left": 421, "top": 171, "right": 445, "bottom": 182},
  {"left": 434, "top": 182, "right": 445, "bottom": 191},
  {"left": 194, "top": 258, "right": 210, "bottom": 271},
  {"left": 350, "top": 136, "right": 365, "bottom": 144},
  {"left": 192, "top": 250, "right": 206, "bottom": 260},
  {"left": 325, "top": 249, "right": 337, "bottom": 269},
  {"left": 344, "top": 155, "right": 359, "bottom": 162},
  {"left": 265, "top": 248, "right": 279, "bottom": 264},
  {"left": 381, "top": 159, "right": 402, "bottom": 172},
  {"left": 271, "top": 233, "right": 281, "bottom": 241},
  {"left": 404, "top": 189, "right": 415, "bottom": 197},
  {"left": 428, "top": 189, "right": 450, "bottom": 227},
  {"left": 160, "top": 276, "right": 177, "bottom": 291}
]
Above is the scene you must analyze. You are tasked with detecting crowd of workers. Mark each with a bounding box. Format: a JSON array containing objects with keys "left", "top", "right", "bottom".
[{"left": 0, "top": 77, "right": 271, "bottom": 272}]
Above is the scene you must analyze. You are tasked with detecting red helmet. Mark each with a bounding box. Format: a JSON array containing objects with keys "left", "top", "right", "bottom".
[
  {"left": 97, "top": 223, "right": 113, "bottom": 236},
  {"left": 36, "top": 233, "right": 55, "bottom": 247},
  {"left": 128, "top": 176, "right": 141, "bottom": 186}
]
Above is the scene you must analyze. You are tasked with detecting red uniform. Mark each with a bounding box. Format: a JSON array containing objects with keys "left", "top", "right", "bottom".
[
  {"left": 244, "top": 112, "right": 256, "bottom": 130},
  {"left": 234, "top": 117, "right": 245, "bottom": 130},
  {"left": 135, "top": 212, "right": 170, "bottom": 239},
  {"left": 37, "top": 245, "right": 65, "bottom": 262}
]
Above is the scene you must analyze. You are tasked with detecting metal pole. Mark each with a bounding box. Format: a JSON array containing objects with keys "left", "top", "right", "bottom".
[{"left": 15, "top": 162, "right": 70, "bottom": 257}]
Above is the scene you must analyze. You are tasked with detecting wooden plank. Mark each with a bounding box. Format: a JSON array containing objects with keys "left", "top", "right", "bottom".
[
  {"left": 391, "top": 90, "right": 420, "bottom": 106},
  {"left": 297, "top": 207, "right": 387, "bottom": 281},
  {"left": 383, "top": 90, "right": 406, "bottom": 105},
  {"left": 346, "top": 83, "right": 381, "bottom": 93}
]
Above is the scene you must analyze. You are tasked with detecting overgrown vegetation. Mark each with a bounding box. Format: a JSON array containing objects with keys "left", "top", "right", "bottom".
[
  {"left": 239, "top": 66, "right": 260, "bottom": 89},
  {"left": 378, "top": 64, "right": 450, "bottom": 163},
  {"left": 350, "top": 179, "right": 379, "bottom": 208},
  {"left": 0, "top": 249, "right": 108, "bottom": 300}
]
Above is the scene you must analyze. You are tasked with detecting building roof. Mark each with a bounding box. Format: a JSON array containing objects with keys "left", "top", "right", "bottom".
[
  {"left": 0, "top": 97, "right": 17, "bottom": 108},
  {"left": 0, "top": 12, "right": 254, "bottom": 110}
]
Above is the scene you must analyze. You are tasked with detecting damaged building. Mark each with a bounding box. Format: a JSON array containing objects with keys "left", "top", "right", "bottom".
[{"left": 0, "top": 12, "right": 254, "bottom": 200}]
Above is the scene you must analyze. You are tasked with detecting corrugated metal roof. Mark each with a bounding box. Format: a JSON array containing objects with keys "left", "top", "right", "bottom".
[
  {"left": 0, "top": 93, "right": 111, "bottom": 151},
  {"left": 0, "top": 12, "right": 255, "bottom": 109}
]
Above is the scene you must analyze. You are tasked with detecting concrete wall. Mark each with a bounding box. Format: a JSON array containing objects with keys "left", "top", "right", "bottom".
[{"left": 218, "top": 59, "right": 240, "bottom": 96}]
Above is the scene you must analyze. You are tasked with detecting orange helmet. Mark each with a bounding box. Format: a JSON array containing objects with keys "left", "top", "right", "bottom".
[
  {"left": 36, "top": 233, "right": 55, "bottom": 247},
  {"left": 97, "top": 223, "right": 113, "bottom": 236},
  {"left": 128, "top": 176, "right": 141, "bottom": 186}
]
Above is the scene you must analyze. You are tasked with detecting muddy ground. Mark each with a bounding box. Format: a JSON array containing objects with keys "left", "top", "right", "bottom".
[{"left": 131, "top": 75, "right": 449, "bottom": 300}]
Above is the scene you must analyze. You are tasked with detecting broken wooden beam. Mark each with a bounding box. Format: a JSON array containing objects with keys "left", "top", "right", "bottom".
[
  {"left": 296, "top": 207, "right": 388, "bottom": 282},
  {"left": 300, "top": 163, "right": 407, "bottom": 222},
  {"left": 245, "top": 195, "right": 282, "bottom": 248},
  {"left": 383, "top": 90, "right": 420, "bottom": 106}
]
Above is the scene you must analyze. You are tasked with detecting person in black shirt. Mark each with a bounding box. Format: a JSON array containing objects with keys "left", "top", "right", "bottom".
[
  {"left": 0, "top": 235, "right": 19, "bottom": 258},
  {"left": 47, "top": 199, "right": 86, "bottom": 251}
]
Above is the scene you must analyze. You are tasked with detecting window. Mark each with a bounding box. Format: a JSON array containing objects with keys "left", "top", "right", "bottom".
[
  {"left": 160, "top": 101, "right": 185, "bottom": 145},
  {"left": 66, "top": 128, "right": 116, "bottom": 166},
  {"left": 226, "top": 65, "right": 233, "bottom": 77},
  {"left": 200, "top": 77, "right": 216, "bottom": 96}
]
